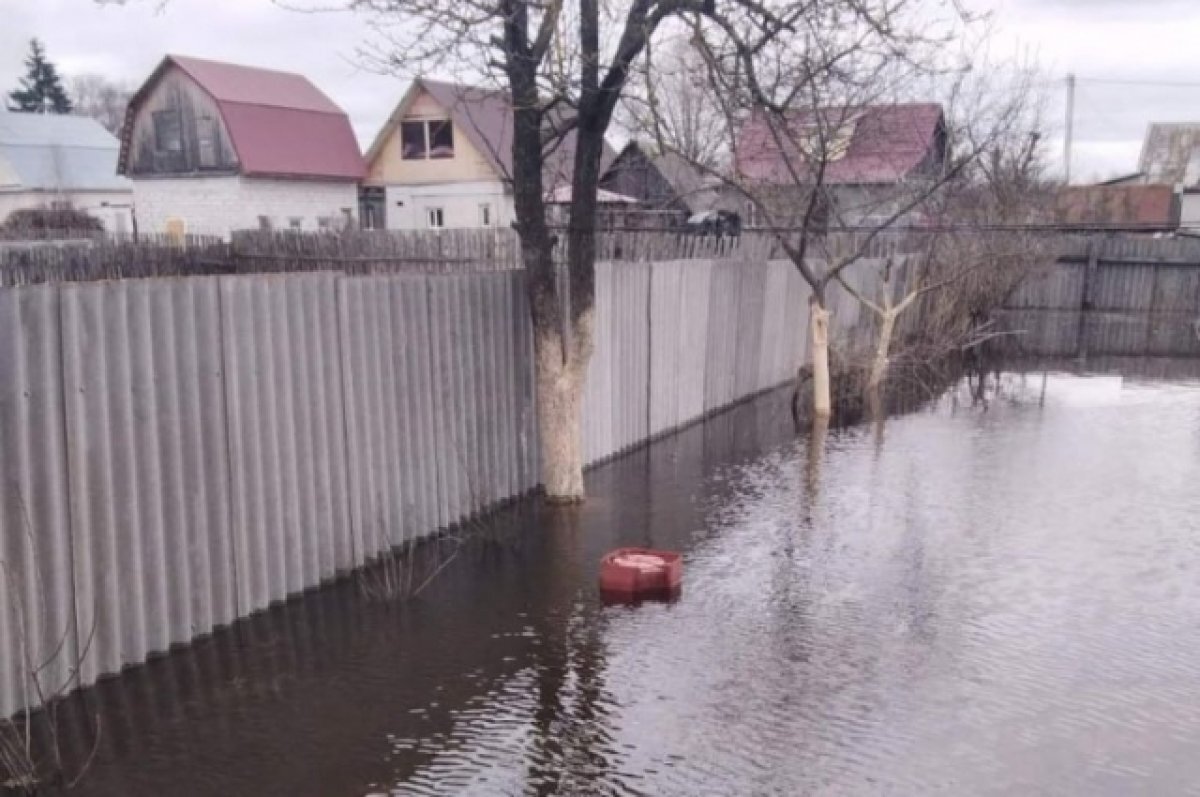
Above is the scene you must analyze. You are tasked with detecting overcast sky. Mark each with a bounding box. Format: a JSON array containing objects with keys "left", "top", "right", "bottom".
[{"left": 5, "top": 0, "right": 1200, "bottom": 183}]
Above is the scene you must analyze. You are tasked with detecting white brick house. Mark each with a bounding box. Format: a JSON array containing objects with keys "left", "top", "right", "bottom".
[{"left": 119, "top": 55, "right": 365, "bottom": 239}]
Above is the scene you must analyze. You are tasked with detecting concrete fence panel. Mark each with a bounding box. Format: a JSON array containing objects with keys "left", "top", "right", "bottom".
[{"left": 0, "top": 286, "right": 75, "bottom": 719}]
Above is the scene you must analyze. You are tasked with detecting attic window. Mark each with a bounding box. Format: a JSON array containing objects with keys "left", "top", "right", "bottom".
[
  {"left": 401, "top": 119, "right": 454, "bottom": 160},
  {"left": 429, "top": 121, "right": 454, "bottom": 159},
  {"left": 153, "top": 109, "right": 182, "bottom": 153}
]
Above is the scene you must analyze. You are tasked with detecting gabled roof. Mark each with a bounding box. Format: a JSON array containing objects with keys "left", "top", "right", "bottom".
[
  {"left": 601, "top": 141, "right": 723, "bottom": 213},
  {"left": 0, "top": 111, "right": 130, "bottom": 192},
  {"left": 1138, "top": 123, "right": 1200, "bottom": 187},
  {"left": 734, "top": 103, "right": 945, "bottom": 185},
  {"left": 367, "top": 77, "right": 615, "bottom": 189},
  {"left": 120, "top": 55, "right": 365, "bottom": 181}
]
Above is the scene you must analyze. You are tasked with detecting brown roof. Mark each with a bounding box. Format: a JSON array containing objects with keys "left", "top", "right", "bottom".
[
  {"left": 368, "top": 78, "right": 615, "bottom": 189},
  {"left": 734, "top": 103, "right": 945, "bottom": 185},
  {"left": 121, "top": 55, "right": 365, "bottom": 181},
  {"left": 1056, "top": 184, "right": 1178, "bottom": 228}
]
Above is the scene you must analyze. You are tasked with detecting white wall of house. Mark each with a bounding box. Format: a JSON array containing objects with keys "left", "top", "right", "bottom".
[
  {"left": 133, "top": 176, "right": 359, "bottom": 239},
  {"left": 0, "top": 190, "right": 135, "bottom": 234},
  {"left": 1180, "top": 192, "right": 1200, "bottom": 230},
  {"left": 383, "top": 181, "right": 513, "bottom": 230}
]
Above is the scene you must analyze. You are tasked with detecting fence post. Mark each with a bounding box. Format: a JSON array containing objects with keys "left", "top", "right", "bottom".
[{"left": 1077, "top": 240, "right": 1099, "bottom": 360}]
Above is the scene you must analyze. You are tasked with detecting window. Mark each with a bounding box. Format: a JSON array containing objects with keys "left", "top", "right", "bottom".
[
  {"left": 289, "top": 217, "right": 303, "bottom": 230},
  {"left": 401, "top": 119, "right": 455, "bottom": 160},
  {"left": 197, "top": 116, "right": 218, "bottom": 167},
  {"left": 318, "top": 217, "right": 333, "bottom": 231},
  {"left": 428, "top": 121, "right": 454, "bottom": 159},
  {"left": 479, "top": 203, "right": 492, "bottom": 227},
  {"left": 401, "top": 121, "right": 428, "bottom": 159},
  {"left": 258, "top": 215, "right": 273, "bottom": 231},
  {"left": 153, "top": 109, "right": 182, "bottom": 153},
  {"left": 426, "top": 207, "right": 445, "bottom": 229}
]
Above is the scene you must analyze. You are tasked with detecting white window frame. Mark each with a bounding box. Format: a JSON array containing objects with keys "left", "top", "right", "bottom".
[
  {"left": 426, "top": 207, "right": 445, "bottom": 229},
  {"left": 479, "top": 202, "right": 492, "bottom": 227}
]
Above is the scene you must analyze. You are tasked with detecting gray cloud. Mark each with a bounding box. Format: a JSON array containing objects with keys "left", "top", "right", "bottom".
[{"left": 6, "top": 0, "right": 1200, "bottom": 183}]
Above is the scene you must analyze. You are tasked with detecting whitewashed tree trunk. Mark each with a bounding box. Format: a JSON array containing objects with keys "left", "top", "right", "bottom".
[
  {"left": 810, "top": 301, "right": 832, "bottom": 419},
  {"left": 867, "top": 308, "right": 898, "bottom": 397},
  {"left": 533, "top": 311, "right": 594, "bottom": 503}
]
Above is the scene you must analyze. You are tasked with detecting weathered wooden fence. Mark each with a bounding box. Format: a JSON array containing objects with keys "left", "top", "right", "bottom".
[
  {"left": 1000, "top": 237, "right": 1200, "bottom": 357},
  {"left": 0, "top": 245, "right": 879, "bottom": 719}
]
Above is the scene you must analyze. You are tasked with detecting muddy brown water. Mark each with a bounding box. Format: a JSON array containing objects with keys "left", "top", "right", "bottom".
[{"left": 35, "top": 361, "right": 1200, "bottom": 796}]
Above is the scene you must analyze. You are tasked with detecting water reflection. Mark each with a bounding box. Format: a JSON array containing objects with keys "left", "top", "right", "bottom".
[{"left": 36, "top": 361, "right": 1200, "bottom": 796}]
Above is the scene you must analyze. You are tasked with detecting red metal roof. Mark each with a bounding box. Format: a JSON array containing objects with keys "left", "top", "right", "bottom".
[
  {"left": 127, "top": 55, "right": 365, "bottom": 180},
  {"left": 734, "top": 103, "right": 944, "bottom": 185}
]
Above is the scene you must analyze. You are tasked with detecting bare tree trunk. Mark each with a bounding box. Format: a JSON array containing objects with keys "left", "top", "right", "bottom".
[
  {"left": 810, "top": 298, "right": 832, "bottom": 420},
  {"left": 533, "top": 326, "right": 589, "bottom": 502},
  {"left": 866, "top": 308, "right": 898, "bottom": 400}
]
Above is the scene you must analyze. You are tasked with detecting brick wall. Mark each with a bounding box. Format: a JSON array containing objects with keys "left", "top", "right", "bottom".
[{"left": 133, "top": 176, "right": 359, "bottom": 239}]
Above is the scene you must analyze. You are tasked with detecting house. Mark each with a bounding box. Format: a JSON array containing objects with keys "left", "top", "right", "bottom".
[
  {"left": 733, "top": 103, "right": 947, "bottom": 228},
  {"left": 118, "top": 55, "right": 365, "bottom": 238},
  {"left": 0, "top": 110, "right": 133, "bottom": 233},
  {"left": 599, "top": 141, "right": 730, "bottom": 228},
  {"left": 1056, "top": 184, "right": 1179, "bottom": 230},
  {"left": 363, "top": 78, "right": 616, "bottom": 230},
  {"left": 1138, "top": 123, "right": 1200, "bottom": 186}
]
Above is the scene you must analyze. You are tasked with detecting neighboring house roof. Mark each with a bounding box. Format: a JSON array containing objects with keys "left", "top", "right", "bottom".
[
  {"left": 0, "top": 110, "right": 130, "bottom": 192},
  {"left": 1138, "top": 123, "right": 1200, "bottom": 187},
  {"left": 1098, "top": 171, "right": 1146, "bottom": 187},
  {"left": 366, "top": 77, "right": 616, "bottom": 189},
  {"left": 546, "top": 185, "right": 638, "bottom": 204},
  {"left": 120, "top": 55, "right": 365, "bottom": 180},
  {"left": 1056, "top": 184, "right": 1178, "bottom": 228},
  {"left": 734, "top": 103, "right": 946, "bottom": 185}
]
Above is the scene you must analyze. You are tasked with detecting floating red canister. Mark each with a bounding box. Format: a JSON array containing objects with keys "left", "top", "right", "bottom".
[{"left": 599, "top": 547, "right": 682, "bottom": 604}]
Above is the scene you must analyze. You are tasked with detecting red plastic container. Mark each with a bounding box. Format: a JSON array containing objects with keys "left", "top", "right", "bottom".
[{"left": 599, "top": 547, "right": 682, "bottom": 604}]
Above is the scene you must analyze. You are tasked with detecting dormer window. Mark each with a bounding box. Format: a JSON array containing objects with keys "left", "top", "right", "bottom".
[
  {"left": 401, "top": 119, "right": 454, "bottom": 160},
  {"left": 153, "top": 109, "right": 182, "bottom": 153}
]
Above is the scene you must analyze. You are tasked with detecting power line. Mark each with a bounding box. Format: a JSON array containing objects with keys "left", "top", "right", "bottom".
[{"left": 1073, "top": 76, "right": 1200, "bottom": 90}]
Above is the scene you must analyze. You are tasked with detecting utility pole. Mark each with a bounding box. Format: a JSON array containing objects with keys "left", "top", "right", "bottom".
[{"left": 1064, "top": 73, "right": 1076, "bottom": 185}]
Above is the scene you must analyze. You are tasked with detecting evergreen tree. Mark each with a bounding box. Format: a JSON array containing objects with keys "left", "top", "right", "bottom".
[{"left": 7, "top": 39, "right": 74, "bottom": 114}]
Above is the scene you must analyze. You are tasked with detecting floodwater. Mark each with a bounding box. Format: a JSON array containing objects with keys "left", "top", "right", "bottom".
[{"left": 42, "top": 359, "right": 1200, "bottom": 796}]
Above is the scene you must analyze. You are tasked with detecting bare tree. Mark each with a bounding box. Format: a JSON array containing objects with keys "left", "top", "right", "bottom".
[
  {"left": 620, "top": 33, "right": 729, "bottom": 170},
  {"left": 275, "top": 0, "right": 795, "bottom": 501},
  {"left": 827, "top": 67, "right": 1053, "bottom": 413},
  {"left": 68, "top": 74, "right": 133, "bottom": 135},
  {"left": 658, "top": 1, "right": 994, "bottom": 423}
]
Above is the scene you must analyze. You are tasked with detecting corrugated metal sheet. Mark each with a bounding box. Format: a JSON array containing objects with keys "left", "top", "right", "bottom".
[
  {"left": 0, "top": 285, "right": 75, "bottom": 719},
  {"left": 705, "top": 261, "right": 741, "bottom": 412},
  {"left": 1007, "top": 264, "right": 1085, "bottom": 310},
  {"left": 62, "top": 278, "right": 236, "bottom": 686},
  {"left": 677, "top": 261, "right": 714, "bottom": 423},
  {"left": 583, "top": 263, "right": 614, "bottom": 464},
  {"left": 649, "top": 260, "right": 684, "bottom": 437},
  {"left": 219, "top": 274, "right": 353, "bottom": 616},
  {"left": 2, "top": 257, "right": 807, "bottom": 719},
  {"left": 0, "top": 112, "right": 130, "bottom": 192}
]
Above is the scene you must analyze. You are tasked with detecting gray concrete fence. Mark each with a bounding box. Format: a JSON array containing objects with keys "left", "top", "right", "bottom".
[{"left": 0, "top": 256, "right": 872, "bottom": 718}]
